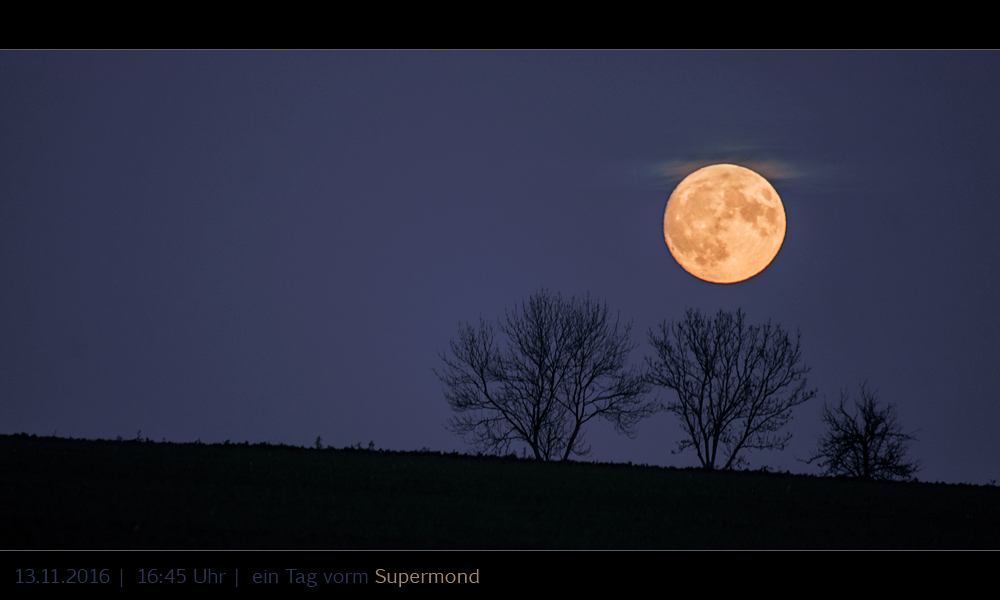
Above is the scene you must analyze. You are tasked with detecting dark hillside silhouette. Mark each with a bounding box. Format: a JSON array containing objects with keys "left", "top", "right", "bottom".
[{"left": 2, "top": 434, "right": 998, "bottom": 549}]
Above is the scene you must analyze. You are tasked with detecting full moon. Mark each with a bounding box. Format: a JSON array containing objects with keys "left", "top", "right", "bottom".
[{"left": 663, "top": 164, "right": 786, "bottom": 284}]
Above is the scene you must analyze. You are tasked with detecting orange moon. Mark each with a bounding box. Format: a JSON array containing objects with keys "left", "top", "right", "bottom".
[{"left": 663, "top": 164, "right": 786, "bottom": 284}]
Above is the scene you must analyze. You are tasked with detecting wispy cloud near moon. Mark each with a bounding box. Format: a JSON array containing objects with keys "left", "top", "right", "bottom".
[{"left": 653, "top": 158, "right": 803, "bottom": 184}]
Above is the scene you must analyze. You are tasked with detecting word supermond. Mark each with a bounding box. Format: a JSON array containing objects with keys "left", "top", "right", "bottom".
[{"left": 375, "top": 569, "right": 480, "bottom": 586}]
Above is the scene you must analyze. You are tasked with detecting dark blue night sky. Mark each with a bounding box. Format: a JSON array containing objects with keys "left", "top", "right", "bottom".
[{"left": 3, "top": 51, "right": 998, "bottom": 485}]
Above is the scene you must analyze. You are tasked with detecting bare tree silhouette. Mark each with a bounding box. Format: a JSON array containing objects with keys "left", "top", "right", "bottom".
[
  {"left": 436, "top": 290, "right": 655, "bottom": 461},
  {"left": 647, "top": 308, "right": 816, "bottom": 470},
  {"left": 806, "top": 382, "right": 920, "bottom": 481}
]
